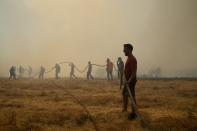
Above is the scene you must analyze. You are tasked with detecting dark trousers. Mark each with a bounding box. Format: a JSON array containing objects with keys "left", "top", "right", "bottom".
[
  {"left": 122, "top": 82, "right": 137, "bottom": 113},
  {"left": 56, "top": 72, "right": 59, "bottom": 79},
  {"left": 39, "top": 74, "right": 44, "bottom": 79},
  {"left": 87, "top": 71, "right": 93, "bottom": 80},
  {"left": 118, "top": 70, "right": 123, "bottom": 85},
  {"left": 107, "top": 71, "right": 113, "bottom": 80},
  {"left": 70, "top": 72, "right": 77, "bottom": 80},
  {"left": 10, "top": 73, "right": 16, "bottom": 80}
]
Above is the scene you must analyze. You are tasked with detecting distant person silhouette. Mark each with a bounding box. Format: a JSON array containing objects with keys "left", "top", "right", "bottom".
[
  {"left": 69, "top": 63, "right": 77, "bottom": 80},
  {"left": 55, "top": 64, "right": 61, "bottom": 79},
  {"left": 106, "top": 58, "right": 114, "bottom": 80},
  {"left": 19, "top": 65, "right": 25, "bottom": 78},
  {"left": 9, "top": 66, "right": 16, "bottom": 80},
  {"left": 39, "top": 66, "right": 45, "bottom": 79},
  {"left": 117, "top": 57, "right": 124, "bottom": 88},
  {"left": 87, "top": 61, "right": 94, "bottom": 80}
]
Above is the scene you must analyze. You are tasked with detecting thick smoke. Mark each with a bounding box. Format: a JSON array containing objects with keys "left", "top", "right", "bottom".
[{"left": 0, "top": 0, "right": 197, "bottom": 78}]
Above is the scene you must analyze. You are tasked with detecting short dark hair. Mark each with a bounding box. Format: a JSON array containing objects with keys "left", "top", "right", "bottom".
[{"left": 124, "top": 43, "right": 133, "bottom": 51}]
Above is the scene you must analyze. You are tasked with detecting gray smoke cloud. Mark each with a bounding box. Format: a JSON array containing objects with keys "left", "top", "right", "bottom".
[{"left": 0, "top": 0, "right": 197, "bottom": 77}]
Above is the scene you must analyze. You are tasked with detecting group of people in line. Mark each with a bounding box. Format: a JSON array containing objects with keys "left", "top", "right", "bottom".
[
  {"left": 9, "top": 66, "right": 32, "bottom": 80},
  {"left": 9, "top": 58, "right": 125, "bottom": 82},
  {"left": 9, "top": 43, "right": 138, "bottom": 120}
]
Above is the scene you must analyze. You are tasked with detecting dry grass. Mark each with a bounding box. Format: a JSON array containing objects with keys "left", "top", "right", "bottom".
[{"left": 0, "top": 78, "right": 196, "bottom": 131}]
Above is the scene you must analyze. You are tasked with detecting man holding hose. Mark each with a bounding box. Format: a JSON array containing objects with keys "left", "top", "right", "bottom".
[{"left": 122, "top": 43, "right": 138, "bottom": 120}]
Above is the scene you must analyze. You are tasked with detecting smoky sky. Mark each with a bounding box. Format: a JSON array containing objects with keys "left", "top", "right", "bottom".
[{"left": 0, "top": 0, "right": 197, "bottom": 77}]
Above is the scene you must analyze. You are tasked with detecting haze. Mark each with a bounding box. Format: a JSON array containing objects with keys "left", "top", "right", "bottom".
[{"left": 0, "top": 0, "right": 197, "bottom": 77}]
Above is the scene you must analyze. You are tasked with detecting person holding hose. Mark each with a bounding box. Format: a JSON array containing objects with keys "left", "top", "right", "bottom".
[{"left": 122, "top": 43, "right": 138, "bottom": 120}]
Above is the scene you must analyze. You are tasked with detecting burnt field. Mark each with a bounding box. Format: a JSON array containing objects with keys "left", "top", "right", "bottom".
[{"left": 0, "top": 78, "right": 196, "bottom": 131}]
